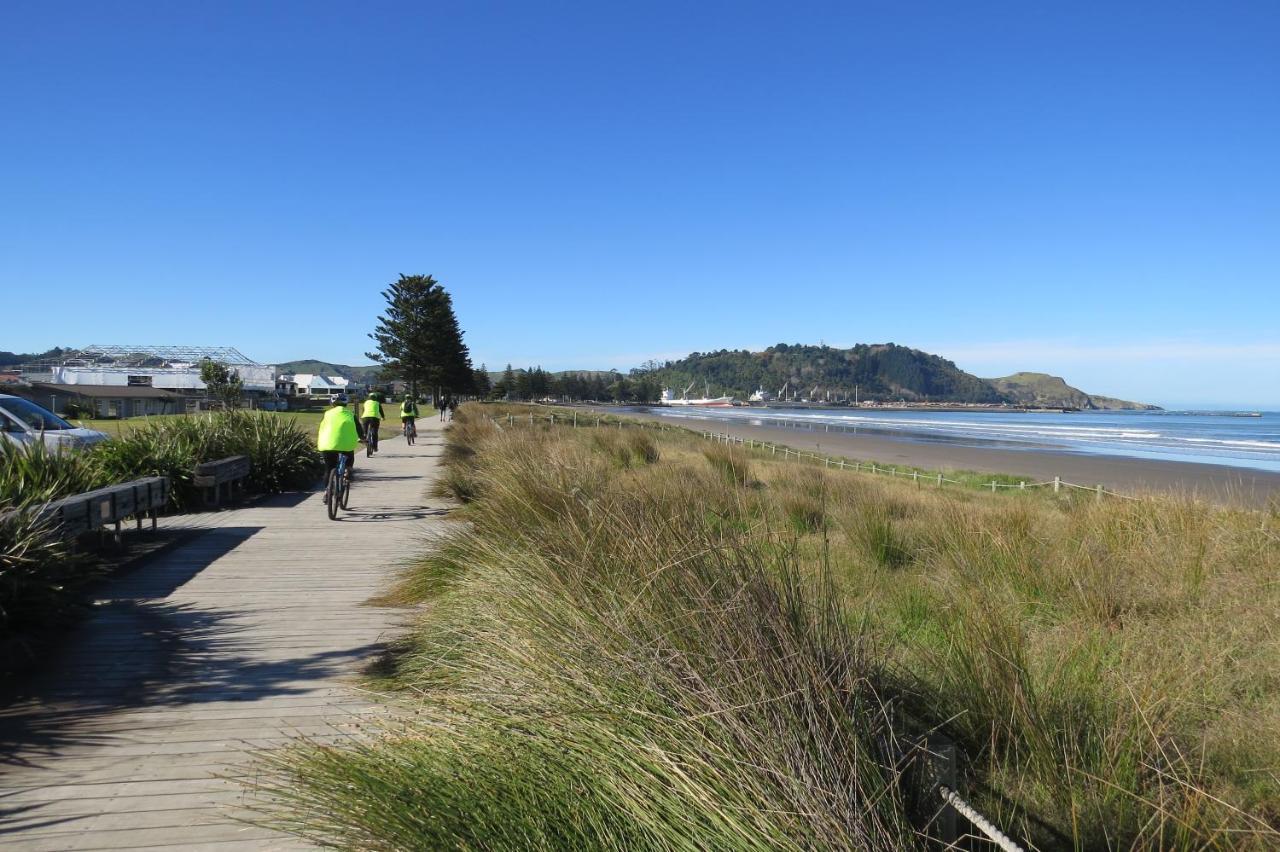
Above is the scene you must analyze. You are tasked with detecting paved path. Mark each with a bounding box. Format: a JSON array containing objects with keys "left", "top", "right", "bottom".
[{"left": 0, "top": 419, "right": 450, "bottom": 850}]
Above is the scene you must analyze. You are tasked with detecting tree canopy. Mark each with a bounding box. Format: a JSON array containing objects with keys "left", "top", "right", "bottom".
[{"left": 367, "top": 274, "right": 474, "bottom": 397}]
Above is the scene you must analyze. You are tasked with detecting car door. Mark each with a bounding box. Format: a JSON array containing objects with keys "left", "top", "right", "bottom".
[{"left": 0, "top": 407, "right": 33, "bottom": 446}]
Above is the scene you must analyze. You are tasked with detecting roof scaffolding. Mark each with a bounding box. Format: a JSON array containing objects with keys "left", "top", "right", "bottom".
[{"left": 33, "top": 345, "right": 263, "bottom": 368}]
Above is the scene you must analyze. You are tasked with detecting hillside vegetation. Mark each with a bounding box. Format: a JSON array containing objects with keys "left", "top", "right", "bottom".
[
  {"left": 646, "top": 343, "right": 1157, "bottom": 407},
  {"left": 652, "top": 343, "right": 1003, "bottom": 403},
  {"left": 276, "top": 359, "right": 385, "bottom": 384},
  {"left": 985, "top": 372, "right": 1157, "bottom": 410},
  {"left": 260, "top": 405, "right": 1276, "bottom": 850}
]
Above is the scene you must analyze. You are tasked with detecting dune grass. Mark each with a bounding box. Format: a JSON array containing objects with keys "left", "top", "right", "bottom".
[{"left": 258, "top": 404, "right": 1280, "bottom": 850}]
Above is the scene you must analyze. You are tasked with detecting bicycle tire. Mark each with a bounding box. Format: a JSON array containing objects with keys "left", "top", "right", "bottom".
[
  {"left": 340, "top": 470, "right": 352, "bottom": 509},
  {"left": 325, "top": 469, "right": 338, "bottom": 520}
]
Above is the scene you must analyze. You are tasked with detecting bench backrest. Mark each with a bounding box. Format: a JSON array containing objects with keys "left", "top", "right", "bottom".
[
  {"left": 0, "top": 476, "right": 171, "bottom": 538},
  {"left": 193, "top": 455, "right": 252, "bottom": 485}
]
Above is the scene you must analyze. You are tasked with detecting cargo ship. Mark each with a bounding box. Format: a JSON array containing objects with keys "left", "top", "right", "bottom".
[{"left": 661, "top": 382, "right": 735, "bottom": 407}]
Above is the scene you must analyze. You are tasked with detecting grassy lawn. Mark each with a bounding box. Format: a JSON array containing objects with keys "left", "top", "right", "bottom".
[{"left": 75, "top": 404, "right": 434, "bottom": 443}]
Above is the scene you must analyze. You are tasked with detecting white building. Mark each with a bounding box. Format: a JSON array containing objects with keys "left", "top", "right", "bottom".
[{"left": 283, "top": 374, "right": 352, "bottom": 398}]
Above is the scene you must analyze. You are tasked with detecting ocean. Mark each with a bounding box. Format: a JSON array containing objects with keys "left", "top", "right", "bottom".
[{"left": 641, "top": 407, "right": 1280, "bottom": 473}]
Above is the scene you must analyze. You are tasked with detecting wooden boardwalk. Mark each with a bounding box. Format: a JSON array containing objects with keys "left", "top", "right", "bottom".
[{"left": 0, "top": 418, "right": 451, "bottom": 850}]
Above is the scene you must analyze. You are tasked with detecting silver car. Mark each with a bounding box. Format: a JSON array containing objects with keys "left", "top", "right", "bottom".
[{"left": 0, "top": 394, "right": 110, "bottom": 450}]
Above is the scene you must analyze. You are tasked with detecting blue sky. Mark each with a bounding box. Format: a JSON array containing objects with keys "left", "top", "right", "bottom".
[{"left": 3, "top": 1, "right": 1277, "bottom": 407}]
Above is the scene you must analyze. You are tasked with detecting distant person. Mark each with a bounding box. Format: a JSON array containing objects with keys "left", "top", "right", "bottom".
[
  {"left": 361, "top": 392, "right": 385, "bottom": 453},
  {"left": 448, "top": 397, "right": 458, "bottom": 420},
  {"left": 439, "top": 398, "right": 449, "bottom": 422},
  {"left": 317, "top": 396, "right": 358, "bottom": 479}
]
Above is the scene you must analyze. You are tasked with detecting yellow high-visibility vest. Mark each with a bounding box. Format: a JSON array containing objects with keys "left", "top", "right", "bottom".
[
  {"left": 317, "top": 407, "right": 358, "bottom": 452},
  {"left": 361, "top": 399, "right": 383, "bottom": 420}
]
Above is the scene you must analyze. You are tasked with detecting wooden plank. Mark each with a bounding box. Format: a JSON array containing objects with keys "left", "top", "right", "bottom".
[{"left": 0, "top": 420, "right": 449, "bottom": 850}]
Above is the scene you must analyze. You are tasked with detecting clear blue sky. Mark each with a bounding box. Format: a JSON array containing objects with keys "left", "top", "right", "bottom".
[{"left": 3, "top": 1, "right": 1277, "bottom": 407}]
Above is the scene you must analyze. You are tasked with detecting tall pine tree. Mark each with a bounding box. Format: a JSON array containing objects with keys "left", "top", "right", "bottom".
[{"left": 367, "top": 274, "right": 473, "bottom": 400}]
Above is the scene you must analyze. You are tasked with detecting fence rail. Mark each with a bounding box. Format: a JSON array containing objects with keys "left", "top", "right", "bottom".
[
  {"left": 698, "top": 429, "right": 1145, "bottom": 501},
  {"left": 485, "top": 410, "right": 1140, "bottom": 502},
  {"left": 488, "top": 409, "right": 1034, "bottom": 846}
]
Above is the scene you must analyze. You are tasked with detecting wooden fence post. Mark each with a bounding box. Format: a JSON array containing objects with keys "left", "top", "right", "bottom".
[
  {"left": 990, "top": 481, "right": 997, "bottom": 493},
  {"left": 1096, "top": 484, "right": 1103, "bottom": 501},
  {"left": 1054, "top": 476, "right": 1061, "bottom": 493}
]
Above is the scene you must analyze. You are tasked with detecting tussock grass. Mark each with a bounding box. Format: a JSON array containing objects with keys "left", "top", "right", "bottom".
[
  {"left": 703, "top": 443, "right": 753, "bottom": 487},
  {"left": 261, "top": 404, "right": 1280, "bottom": 850}
]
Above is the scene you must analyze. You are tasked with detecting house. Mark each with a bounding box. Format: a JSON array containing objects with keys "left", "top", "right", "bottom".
[
  {"left": 284, "top": 374, "right": 353, "bottom": 398},
  {"left": 16, "top": 382, "right": 185, "bottom": 419}
]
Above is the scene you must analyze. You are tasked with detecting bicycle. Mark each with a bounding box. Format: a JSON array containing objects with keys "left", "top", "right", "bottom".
[
  {"left": 324, "top": 453, "right": 352, "bottom": 520},
  {"left": 402, "top": 418, "right": 416, "bottom": 445},
  {"left": 364, "top": 420, "right": 380, "bottom": 457}
]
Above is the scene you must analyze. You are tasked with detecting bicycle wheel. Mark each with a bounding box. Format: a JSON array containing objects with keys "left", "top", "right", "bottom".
[
  {"left": 340, "top": 470, "right": 352, "bottom": 509},
  {"left": 325, "top": 469, "right": 338, "bottom": 520}
]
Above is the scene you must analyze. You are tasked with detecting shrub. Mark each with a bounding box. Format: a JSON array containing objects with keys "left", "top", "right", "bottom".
[
  {"left": 0, "top": 502, "right": 98, "bottom": 643},
  {"left": 91, "top": 412, "right": 321, "bottom": 509},
  {"left": 0, "top": 441, "right": 103, "bottom": 510}
]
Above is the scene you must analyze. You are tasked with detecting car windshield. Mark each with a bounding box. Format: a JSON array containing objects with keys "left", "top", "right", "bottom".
[{"left": 0, "top": 397, "right": 75, "bottom": 431}]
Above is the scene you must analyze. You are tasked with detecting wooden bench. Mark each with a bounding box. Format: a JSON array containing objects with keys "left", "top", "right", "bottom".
[
  {"left": 1, "top": 476, "right": 171, "bottom": 545},
  {"left": 193, "top": 455, "right": 251, "bottom": 506}
]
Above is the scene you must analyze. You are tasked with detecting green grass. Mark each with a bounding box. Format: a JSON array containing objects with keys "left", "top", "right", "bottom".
[
  {"left": 75, "top": 404, "right": 432, "bottom": 442},
  {"left": 255, "top": 404, "right": 1280, "bottom": 850}
]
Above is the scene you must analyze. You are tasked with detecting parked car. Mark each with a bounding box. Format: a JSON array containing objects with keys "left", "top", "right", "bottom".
[{"left": 0, "top": 394, "right": 110, "bottom": 450}]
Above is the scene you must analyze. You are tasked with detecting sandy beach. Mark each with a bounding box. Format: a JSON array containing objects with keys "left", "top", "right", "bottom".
[{"left": 595, "top": 408, "right": 1280, "bottom": 507}]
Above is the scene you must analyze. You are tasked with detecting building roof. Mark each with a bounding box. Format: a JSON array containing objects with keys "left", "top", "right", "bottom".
[
  {"left": 71, "top": 344, "right": 263, "bottom": 367},
  {"left": 26, "top": 382, "right": 186, "bottom": 400}
]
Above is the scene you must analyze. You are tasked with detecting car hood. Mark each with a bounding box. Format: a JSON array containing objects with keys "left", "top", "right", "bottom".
[{"left": 47, "top": 428, "right": 111, "bottom": 448}]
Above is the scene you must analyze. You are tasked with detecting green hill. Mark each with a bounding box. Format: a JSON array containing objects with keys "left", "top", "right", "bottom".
[
  {"left": 651, "top": 343, "right": 1005, "bottom": 403},
  {"left": 983, "top": 372, "right": 1157, "bottom": 410},
  {"left": 277, "top": 360, "right": 386, "bottom": 383}
]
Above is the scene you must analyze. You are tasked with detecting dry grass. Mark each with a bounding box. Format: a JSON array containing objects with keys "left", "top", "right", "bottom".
[{"left": 260, "top": 404, "right": 1280, "bottom": 850}]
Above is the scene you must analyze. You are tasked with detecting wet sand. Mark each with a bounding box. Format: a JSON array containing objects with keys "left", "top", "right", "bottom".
[{"left": 597, "top": 408, "right": 1280, "bottom": 507}]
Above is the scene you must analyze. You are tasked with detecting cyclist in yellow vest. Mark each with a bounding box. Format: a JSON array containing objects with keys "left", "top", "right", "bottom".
[
  {"left": 317, "top": 396, "right": 359, "bottom": 478},
  {"left": 361, "top": 392, "right": 385, "bottom": 454},
  {"left": 400, "top": 395, "right": 419, "bottom": 438}
]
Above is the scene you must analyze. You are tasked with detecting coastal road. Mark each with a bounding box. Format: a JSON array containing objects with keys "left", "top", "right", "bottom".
[{"left": 0, "top": 419, "right": 449, "bottom": 850}]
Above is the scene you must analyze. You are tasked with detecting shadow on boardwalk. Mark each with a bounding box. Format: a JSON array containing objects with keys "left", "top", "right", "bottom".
[{"left": 0, "top": 526, "right": 382, "bottom": 777}]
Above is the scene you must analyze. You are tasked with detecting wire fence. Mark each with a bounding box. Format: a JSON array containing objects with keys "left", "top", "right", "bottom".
[
  {"left": 486, "top": 409, "right": 1141, "bottom": 502},
  {"left": 488, "top": 409, "right": 1038, "bottom": 846},
  {"left": 700, "top": 428, "right": 1144, "bottom": 501}
]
